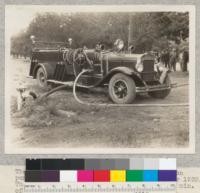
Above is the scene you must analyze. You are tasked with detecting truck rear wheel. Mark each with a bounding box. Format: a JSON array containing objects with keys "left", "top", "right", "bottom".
[
  {"left": 36, "top": 67, "right": 47, "bottom": 88},
  {"left": 148, "top": 75, "right": 171, "bottom": 99},
  {"left": 108, "top": 73, "right": 136, "bottom": 104}
]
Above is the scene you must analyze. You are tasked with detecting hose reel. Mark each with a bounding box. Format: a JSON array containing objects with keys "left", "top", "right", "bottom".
[{"left": 62, "top": 48, "right": 93, "bottom": 76}]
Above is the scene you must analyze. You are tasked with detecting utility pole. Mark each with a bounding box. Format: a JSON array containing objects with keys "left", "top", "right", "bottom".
[{"left": 128, "top": 13, "right": 135, "bottom": 47}]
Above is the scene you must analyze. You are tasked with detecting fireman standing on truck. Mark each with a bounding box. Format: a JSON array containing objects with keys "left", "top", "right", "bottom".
[
  {"left": 65, "top": 38, "right": 74, "bottom": 49},
  {"left": 68, "top": 38, "right": 73, "bottom": 48}
]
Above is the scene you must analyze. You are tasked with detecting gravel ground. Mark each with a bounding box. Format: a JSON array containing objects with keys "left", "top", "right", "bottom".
[{"left": 8, "top": 57, "right": 189, "bottom": 149}]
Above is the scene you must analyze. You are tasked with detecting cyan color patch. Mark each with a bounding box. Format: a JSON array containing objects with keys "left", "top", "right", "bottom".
[{"left": 143, "top": 170, "right": 158, "bottom": 181}]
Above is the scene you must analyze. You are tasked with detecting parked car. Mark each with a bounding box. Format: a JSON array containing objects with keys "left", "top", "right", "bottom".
[{"left": 29, "top": 40, "right": 171, "bottom": 104}]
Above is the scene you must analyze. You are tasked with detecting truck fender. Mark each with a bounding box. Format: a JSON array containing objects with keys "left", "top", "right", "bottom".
[
  {"left": 99, "top": 67, "right": 145, "bottom": 86},
  {"left": 109, "top": 66, "right": 136, "bottom": 75}
]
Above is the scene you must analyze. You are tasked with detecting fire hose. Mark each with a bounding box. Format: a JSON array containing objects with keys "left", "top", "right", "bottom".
[
  {"left": 72, "top": 70, "right": 189, "bottom": 107},
  {"left": 39, "top": 48, "right": 189, "bottom": 107},
  {"left": 40, "top": 69, "right": 189, "bottom": 107},
  {"left": 63, "top": 48, "right": 93, "bottom": 76}
]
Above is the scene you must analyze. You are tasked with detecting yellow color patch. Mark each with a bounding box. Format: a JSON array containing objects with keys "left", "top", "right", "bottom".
[{"left": 110, "top": 170, "right": 126, "bottom": 182}]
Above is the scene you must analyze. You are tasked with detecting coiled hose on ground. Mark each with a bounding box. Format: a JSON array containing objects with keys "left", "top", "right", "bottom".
[
  {"left": 72, "top": 70, "right": 189, "bottom": 107},
  {"left": 40, "top": 69, "right": 189, "bottom": 107}
]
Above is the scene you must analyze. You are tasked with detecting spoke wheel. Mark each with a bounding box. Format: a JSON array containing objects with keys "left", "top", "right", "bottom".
[
  {"left": 36, "top": 67, "right": 47, "bottom": 88},
  {"left": 109, "top": 73, "right": 136, "bottom": 104},
  {"left": 113, "top": 80, "right": 128, "bottom": 99}
]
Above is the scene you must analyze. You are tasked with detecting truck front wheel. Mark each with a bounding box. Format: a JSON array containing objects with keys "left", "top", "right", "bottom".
[{"left": 108, "top": 73, "right": 136, "bottom": 104}]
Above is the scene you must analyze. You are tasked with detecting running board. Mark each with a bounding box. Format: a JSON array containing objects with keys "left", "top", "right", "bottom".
[
  {"left": 47, "top": 79, "right": 93, "bottom": 88},
  {"left": 47, "top": 79, "right": 74, "bottom": 86},
  {"left": 47, "top": 80, "right": 178, "bottom": 92}
]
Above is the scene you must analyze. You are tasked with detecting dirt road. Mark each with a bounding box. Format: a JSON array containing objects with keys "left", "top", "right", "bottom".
[{"left": 8, "top": 58, "right": 189, "bottom": 149}]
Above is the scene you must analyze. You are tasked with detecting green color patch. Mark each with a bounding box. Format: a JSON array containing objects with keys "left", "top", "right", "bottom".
[{"left": 126, "top": 170, "right": 143, "bottom": 181}]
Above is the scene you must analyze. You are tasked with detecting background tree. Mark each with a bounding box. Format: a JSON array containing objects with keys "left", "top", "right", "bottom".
[{"left": 10, "top": 12, "right": 189, "bottom": 57}]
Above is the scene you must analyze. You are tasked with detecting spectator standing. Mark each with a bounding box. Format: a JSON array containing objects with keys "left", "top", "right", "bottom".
[
  {"left": 169, "top": 48, "right": 177, "bottom": 71},
  {"left": 164, "top": 50, "right": 170, "bottom": 69},
  {"left": 157, "top": 52, "right": 161, "bottom": 63},
  {"left": 160, "top": 50, "right": 165, "bottom": 65},
  {"left": 181, "top": 51, "right": 189, "bottom": 72}
]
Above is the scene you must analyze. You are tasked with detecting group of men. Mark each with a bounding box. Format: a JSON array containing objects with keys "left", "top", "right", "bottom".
[{"left": 156, "top": 49, "right": 189, "bottom": 72}]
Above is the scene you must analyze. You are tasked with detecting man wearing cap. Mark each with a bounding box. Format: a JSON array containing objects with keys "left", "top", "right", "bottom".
[{"left": 65, "top": 38, "right": 74, "bottom": 49}]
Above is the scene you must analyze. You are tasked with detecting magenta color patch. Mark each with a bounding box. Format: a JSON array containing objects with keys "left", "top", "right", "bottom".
[{"left": 77, "top": 170, "right": 94, "bottom": 182}]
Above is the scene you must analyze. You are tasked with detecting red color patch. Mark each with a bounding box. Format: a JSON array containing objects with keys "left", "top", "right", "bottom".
[{"left": 94, "top": 170, "right": 110, "bottom": 182}]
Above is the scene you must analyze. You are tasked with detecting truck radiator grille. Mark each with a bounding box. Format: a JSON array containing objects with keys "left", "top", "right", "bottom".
[
  {"left": 143, "top": 60, "right": 154, "bottom": 72},
  {"left": 141, "top": 60, "right": 156, "bottom": 82},
  {"left": 53, "top": 64, "right": 66, "bottom": 81},
  {"left": 141, "top": 72, "right": 156, "bottom": 82}
]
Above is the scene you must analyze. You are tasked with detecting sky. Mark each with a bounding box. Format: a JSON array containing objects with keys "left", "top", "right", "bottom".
[{"left": 5, "top": 6, "right": 71, "bottom": 36}]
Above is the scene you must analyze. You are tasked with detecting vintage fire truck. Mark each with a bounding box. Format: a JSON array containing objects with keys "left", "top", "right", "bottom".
[{"left": 29, "top": 39, "right": 171, "bottom": 104}]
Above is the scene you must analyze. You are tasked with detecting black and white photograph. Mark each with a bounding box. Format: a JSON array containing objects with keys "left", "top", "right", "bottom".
[{"left": 5, "top": 5, "right": 195, "bottom": 154}]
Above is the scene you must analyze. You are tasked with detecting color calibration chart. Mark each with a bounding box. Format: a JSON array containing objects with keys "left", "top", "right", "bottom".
[{"left": 24, "top": 158, "right": 177, "bottom": 193}]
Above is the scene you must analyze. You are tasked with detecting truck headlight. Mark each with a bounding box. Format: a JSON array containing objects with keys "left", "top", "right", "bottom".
[{"left": 136, "top": 62, "right": 144, "bottom": 72}]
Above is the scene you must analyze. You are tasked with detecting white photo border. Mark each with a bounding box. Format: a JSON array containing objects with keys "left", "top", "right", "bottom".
[{"left": 4, "top": 5, "right": 196, "bottom": 154}]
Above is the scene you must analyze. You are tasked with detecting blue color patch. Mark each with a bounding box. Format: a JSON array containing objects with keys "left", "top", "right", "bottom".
[{"left": 143, "top": 170, "right": 158, "bottom": 181}]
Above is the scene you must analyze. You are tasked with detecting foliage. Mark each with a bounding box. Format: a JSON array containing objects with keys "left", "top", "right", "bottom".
[{"left": 11, "top": 12, "right": 189, "bottom": 56}]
